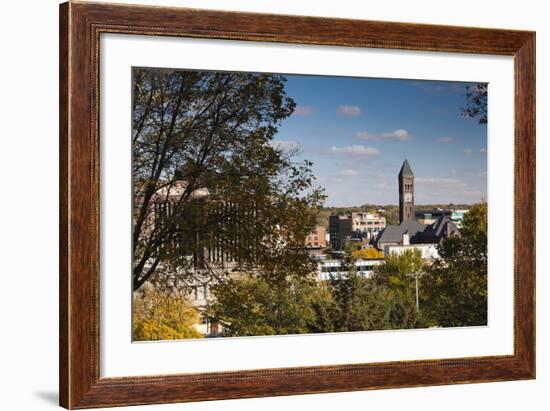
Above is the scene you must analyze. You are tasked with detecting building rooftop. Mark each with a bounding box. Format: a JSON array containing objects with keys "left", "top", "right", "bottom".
[
  {"left": 377, "top": 216, "right": 459, "bottom": 246},
  {"left": 377, "top": 220, "right": 427, "bottom": 245}
]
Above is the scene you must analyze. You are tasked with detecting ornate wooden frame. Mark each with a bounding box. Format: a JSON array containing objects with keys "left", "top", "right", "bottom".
[{"left": 59, "top": 1, "right": 536, "bottom": 408}]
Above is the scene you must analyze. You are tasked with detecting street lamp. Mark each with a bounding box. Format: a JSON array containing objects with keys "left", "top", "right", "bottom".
[{"left": 406, "top": 271, "right": 425, "bottom": 311}]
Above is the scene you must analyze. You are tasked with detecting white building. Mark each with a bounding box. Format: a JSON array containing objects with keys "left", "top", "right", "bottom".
[
  {"left": 318, "top": 258, "right": 385, "bottom": 280},
  {"left": 383, "top": 243, "right": 439, "bottom": 259}
]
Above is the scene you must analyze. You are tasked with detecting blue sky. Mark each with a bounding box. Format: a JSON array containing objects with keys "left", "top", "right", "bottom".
[{"left": 272, "top": 75, "right": 487, "bottom": 207}]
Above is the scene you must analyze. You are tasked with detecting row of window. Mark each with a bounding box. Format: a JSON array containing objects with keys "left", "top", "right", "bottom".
[
  {"left": 306, "top": 242, "right": 322, "bottom": 247},
  {"left": 320, "top": 264, "right": 380, "bottom": 273},
  {"left": 355, "top": 221, "right": 384, "bottom": 225}
]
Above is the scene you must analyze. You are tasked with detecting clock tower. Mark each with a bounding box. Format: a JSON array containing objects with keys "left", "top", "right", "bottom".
[{"left": 399, "top": 159, "right": 415, "bottom": 224}]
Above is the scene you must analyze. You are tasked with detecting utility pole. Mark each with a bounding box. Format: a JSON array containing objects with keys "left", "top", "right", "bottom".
[{"left": 406, "top": 271, "right": 425, "bottom": 311}]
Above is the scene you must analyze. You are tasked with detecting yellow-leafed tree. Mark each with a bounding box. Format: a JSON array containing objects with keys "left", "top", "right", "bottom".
[
  {"left": 352, "top": 247, "right": 384, "bottom": 260},
  {"left": 133, "top": 287, "right": 203, "bottom": 341}
]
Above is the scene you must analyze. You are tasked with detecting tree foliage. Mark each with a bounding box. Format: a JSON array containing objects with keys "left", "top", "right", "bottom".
[
  {"left": 207, "top": 273, "right": 335, "bottom": 336},
  {"left": 207, "top": 247, "right": 433, "bottom": 336},
  {"left": 462, "top": 83, "right": 488, "bottom": 124},
  {"left": 328, "top": 269, "right": 392, "bottom": 332},
  {"left": 371, "top": 249, "right": 428, "bottom": 329},
  {"left": 138, "top": 203, "right": 487, "bottom": 337},
  {"left": 133, "top": 287, "right": 203, "bottom": 341},
  {"left": 132, "top": 68, "right": 324, "bottom": 290},
  {"left": 422, "top": 203, "right": 488, "bottom": 327}
]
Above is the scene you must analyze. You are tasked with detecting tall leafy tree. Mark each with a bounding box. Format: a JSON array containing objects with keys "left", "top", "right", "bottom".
[
  {"left": 327, "top": 246, "right": 399, "bottom": 332},
  {"left": 328, "top": 246, "right": 373, "bottom": 331}
]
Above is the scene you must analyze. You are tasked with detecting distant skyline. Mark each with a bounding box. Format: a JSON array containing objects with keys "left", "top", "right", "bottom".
[{"left": 273, "top": 74, "right": 487, "bottom": 207}]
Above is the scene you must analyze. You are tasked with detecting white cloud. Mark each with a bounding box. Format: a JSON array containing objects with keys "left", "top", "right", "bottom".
[
  {"left": 293, "top": 105, "right": 314, "bottom": 116},
  {"left": 437, "top": 136, "right": 455, "bottom": 144},
  {"left": 414, "top": 175, "right": 486, "bottom": 205},
  {"left": 462, "top": 148, "right": 473, "bottom": 155},
  {"left": 355, "top": 129, "right": 411, "bottom": 141},
  {"left": 337, "top": 105, "right": 361, "bottom": 116},
  {"left": 387, "top": 129, "right": 410, "bottom": 140},
  {"left": 339, "top": 169, "right": 360, "bottom": 176},
  {"left": 329, "top": 145, "right": 381, "bottom": 156}
]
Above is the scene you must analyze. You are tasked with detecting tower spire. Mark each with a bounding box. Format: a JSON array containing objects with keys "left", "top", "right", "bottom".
[
  {"left": 398, "top": 160, "right": 415, "bottom": 224},
  {"left": 399, "top": 159, "right": 414, "bottom": 177}
]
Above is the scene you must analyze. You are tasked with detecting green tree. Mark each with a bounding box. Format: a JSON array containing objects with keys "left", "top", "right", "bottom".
[
  {"left": 207, "top": 273, "right": 336, "bottom": 336},
  {"left": 328, "top": 247, "right": 371, "bottom": 331},
  {"left": 132, "top": 68, "right": 324, "bottom": 290},
  {"left": 209, "top": 246, "right": 433, "bottom": 336},
  {"left": 208, "top": 245, "right": 397, "bottom": 337},
  {"left": 325, "top": 246, "right": 393, "bottom": 332},
  {"left": 422, "top": 203, "right": 488, "bottom": 327},
  {"left": 372, "top": 249, "right": 428, "bottom": 329},
  {"left": 329, "top": 271, "right": 397, "bottom": 332}
]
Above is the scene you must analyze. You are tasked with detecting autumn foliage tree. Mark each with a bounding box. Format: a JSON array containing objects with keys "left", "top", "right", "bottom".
[
  {"left": 133, "top": 287, "right": 203, "bottom": 341},
  {"left": 351, "top": 247, "right": 384, "bottom": 260}
]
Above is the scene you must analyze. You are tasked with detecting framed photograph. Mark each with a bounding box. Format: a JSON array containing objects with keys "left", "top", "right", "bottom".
[{"left": 59, "top": 2, "right": 535, "bottom": 408}]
